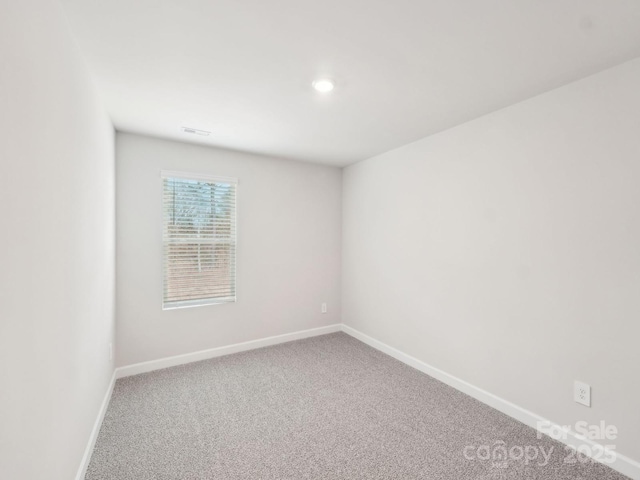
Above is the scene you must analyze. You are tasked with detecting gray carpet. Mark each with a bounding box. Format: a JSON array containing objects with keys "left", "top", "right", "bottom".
[{"left": 86, "top": 333, "right": 628, "bottom": 479}]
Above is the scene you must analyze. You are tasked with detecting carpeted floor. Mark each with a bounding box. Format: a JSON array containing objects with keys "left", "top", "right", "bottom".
[{"left": 86, "top": 332, "right": 628, "bottom": 479}]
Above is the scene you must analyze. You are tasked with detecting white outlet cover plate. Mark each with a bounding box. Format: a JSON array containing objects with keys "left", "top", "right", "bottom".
[{"left": 574, "top": 380, "right": 591, "bottom": 407}]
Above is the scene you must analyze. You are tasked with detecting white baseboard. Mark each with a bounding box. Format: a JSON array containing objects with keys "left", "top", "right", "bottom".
[
  {"left": 75, "top": 370, "right": 116, "bottom": 480},
  {"left": 115, "top": 324, "right": 342, "bottom": 379},
  {"left": 341, "top": 324, "right": 640, "bottom": 480}
]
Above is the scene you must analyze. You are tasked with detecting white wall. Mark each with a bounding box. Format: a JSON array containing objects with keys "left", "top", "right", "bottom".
[
  {"left": 116, "top": 133, "right": 342, "bottom": 366},
  {"left": 343, "top": 58, "right": 640, "bottom": 462},
  {"left": 0, "top": 1, "right": 116, "bottom": 479}
]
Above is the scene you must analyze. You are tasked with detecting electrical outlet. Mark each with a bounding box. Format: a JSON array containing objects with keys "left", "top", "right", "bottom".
[
  {"left": 109, "top": 343, "right": 113, "bottom": 361},
  {"left": 574, "top": 381, "right": 591, "bottom": 407},
  {"left": 321, "top": 302, "right": 327, "bottom": 314}
]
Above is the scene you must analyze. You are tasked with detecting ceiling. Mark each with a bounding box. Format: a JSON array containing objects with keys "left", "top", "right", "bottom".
[{"left": 60, "top": 0, "right": 640, "bottom": 166}]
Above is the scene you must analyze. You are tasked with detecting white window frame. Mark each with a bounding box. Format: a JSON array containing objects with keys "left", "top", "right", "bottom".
[{"left": 161, "top": 170, "right": 238, "bottom": 310}]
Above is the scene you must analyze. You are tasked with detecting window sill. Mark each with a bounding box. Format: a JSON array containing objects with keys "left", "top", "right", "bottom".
[{"left": 162, "top": 297, "right": 236, "bottom": 310}]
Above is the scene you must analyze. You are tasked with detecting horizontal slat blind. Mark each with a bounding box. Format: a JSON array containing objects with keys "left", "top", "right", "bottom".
[{"left": 162, "top": 172, "right": 237, "bottom": 309}]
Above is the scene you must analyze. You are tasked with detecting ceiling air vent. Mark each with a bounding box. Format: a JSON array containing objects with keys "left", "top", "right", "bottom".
[{"left": 181, "top": 127, "right": 211, "bottom": 136}]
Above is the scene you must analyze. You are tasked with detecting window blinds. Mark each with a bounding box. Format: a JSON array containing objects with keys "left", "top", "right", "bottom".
[{"left": 161, "top": 171, "right": 237, "bottom": 309}]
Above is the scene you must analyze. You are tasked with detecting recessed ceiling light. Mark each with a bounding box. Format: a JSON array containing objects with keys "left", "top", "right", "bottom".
[{"left": 312, "top": 79, "right": 335, "bottom": 93}]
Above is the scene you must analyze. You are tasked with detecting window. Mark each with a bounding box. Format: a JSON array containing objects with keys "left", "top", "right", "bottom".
[{"left": 161, "top": 171, "right": 237, "bottom": 309}]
